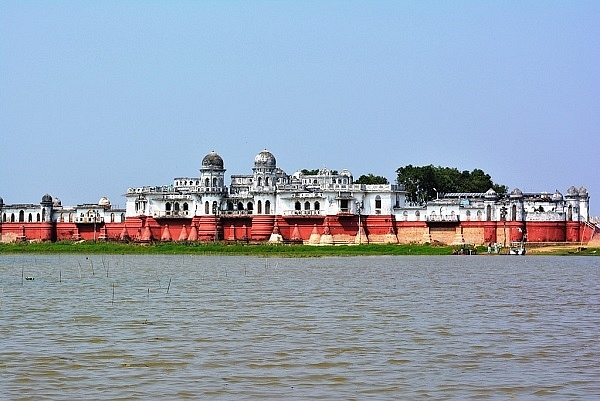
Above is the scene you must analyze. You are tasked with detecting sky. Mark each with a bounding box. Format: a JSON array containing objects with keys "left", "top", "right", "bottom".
[{"left": 1, "top": 1, "right": 599, "bottom": 215}]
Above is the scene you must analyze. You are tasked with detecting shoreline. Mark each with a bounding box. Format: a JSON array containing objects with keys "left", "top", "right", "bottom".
[{"left": 0, "top": 241, "right": 598, "bottom": 257}]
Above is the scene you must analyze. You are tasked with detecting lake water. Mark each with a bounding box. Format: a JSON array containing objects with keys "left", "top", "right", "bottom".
[{"left": 1, "top": 254, "right": 599, "bottom": 400}]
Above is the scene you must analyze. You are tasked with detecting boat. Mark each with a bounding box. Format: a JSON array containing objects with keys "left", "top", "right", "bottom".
[{"left": 509, "top": 241, "right": 526, "bottom": 255}]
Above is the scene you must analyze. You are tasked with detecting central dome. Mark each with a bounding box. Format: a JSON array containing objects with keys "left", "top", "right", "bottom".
[
  {"left": 254, "top": 149, "right": 276, "bottom": 168},
  {"left": 201, "top": 151, "right": 224, "bottom": 169}
]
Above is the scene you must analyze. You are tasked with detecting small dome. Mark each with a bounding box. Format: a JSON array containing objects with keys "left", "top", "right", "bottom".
[
  {"left": 340, "top": 169, "right": 353, "bottom": 177},
  {"left": 552, "top": 190, "right": 563, "bottom": 202},
  {"left": 99, "top": 197, "right": 111, "bottom": 207},
  {"left": 254, "top": 149, "right": 276, "bottom": 168},
  {"left": 510, "top": 188, "right": 523, "bottom": 197},
  {"left": 484, "top": 188, "right": 498, "bottom": 199},
  {"left": 567, "top": 186, "right": 578, "bottom": 196},
  {"left": 579, "top": 186, "right": 588, "bottom": 196},
  {"left": 41, "top": 194, "right": 53, "bottom": 204},
  {"left": 53, "top": 197, "right": 62, "bottom": 207},
  {"left": 201, "top": 151, "right": 224, "bottom": 169}
]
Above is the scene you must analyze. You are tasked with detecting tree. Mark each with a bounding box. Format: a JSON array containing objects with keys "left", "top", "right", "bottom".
[
  {"left": 355, "top": 174, "right": 389, "bottom": 185},
  {"left": 396, "top": 164, "right": 507, "bottom": 204}
]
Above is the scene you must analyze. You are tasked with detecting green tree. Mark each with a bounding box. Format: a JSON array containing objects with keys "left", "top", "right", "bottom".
[
  {"left": 396, "top": 164, "right": 507, "bottom": 204},
  {"left": 355, "top": 174, "right": 389, "bottom": 185}
]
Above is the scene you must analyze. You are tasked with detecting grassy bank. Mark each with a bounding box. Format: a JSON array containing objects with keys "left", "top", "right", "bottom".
[
  {"left": 1, "top": 241, "right": 596, "bottom": 257},
  {"left": 0, "top": 241, "right": 457, "bottom": 257}
]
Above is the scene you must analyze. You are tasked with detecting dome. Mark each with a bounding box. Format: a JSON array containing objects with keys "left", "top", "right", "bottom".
[
  {"left": 41, "top": 194, "right": 53, "bottom": 204},
  {"left": 340, "top": 169, "right": 353, "bottom": 177},
  {"left": 579, "top": 186, "right": 588, "bottom": 196},
  {"left": 484, "top": 188, "right": 498, "bottom": 199},
  {"left": 510, "top": 188, "right": 523, "bottom": 197},
  {"left": 567, "top": 186, "right": 578, "bottom": 196},
  {"left": 53, "top": 197, "right": 62, "bottom": 207},
  {"left": 99, "top": 197, "right": 111, "bottom": 208},
  {"left": 254, "top": 149, "right": 276, "bottom": 168},
  {"left": 552, "top": 190, "right": 563, "bottom": 202},
  {"left": 201, "top": 151, "right": 224, "bottom": 169}
]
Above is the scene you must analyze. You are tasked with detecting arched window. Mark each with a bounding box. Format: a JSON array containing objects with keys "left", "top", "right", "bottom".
[
  {"left": 258, "top": 177, "right": 262, "bottom": 186},
  {"left": 227, "top": 201, "right": 234, "bottom": 211},
  {"left": 375, "top": 196, "right": 382, "bottom": 210},
  {"left": 237, "top": 202, "right": 244, "bottom": 211},
  {"left": 205, "top": 178, "right": 210, "bottom": 187},
  {"left": 174, "top": 202, "right": 180, "bottom": 211},
  {"left": 265, "top": 200, "right": 271, "bottom": 214},
  {"left": 42, "top": 209, "right": 46, "bottom": 222},
  {"left": 213, "top": 177, "right": 217, "bottom": 187},
  {"left": 11, "top": 213, "right": 15, "bottom": 222},
  {"left": 205, "top": 201, "right": 210, "bottom": 214},
  {"left": 69, "top": 213, "right": 73, "bottom": 223},
  {"left": 121, "top": 213, "right": 125, "bottom": 222},
  {"left": 2, "top": 213, "right": 6, "bottom": 222},
  {"left": 37, "top": 213, "right": 41, "bottom": 222},
  {"left": 265, "top": 177, "right": 270, "bottom": 186},
  {"left": 166, "top": 202, "right": 171, "bottom": 211},
  {"left": 568, "top": 205, "right": 573, "bottom": 221},
  {"left": 19, "top": 210, "right": 24, "bottom": 222},
  {"left": 304, "top": 201, "right": 310, "bottom": 211},
  {"left": 183, "top": 202, "right": 188, "bottom": 211},
  {"left": 29, "top": 213, "right": 33, "bottom": 222},
  {"left": 257, "top": 200, "right": 262, "bottom": 214},
  {"left": 213, "top": 201, "right": 219, "bottom": 214},
  {"left": 110, "top": 213, "right": 115, "bottom": 223},
  {"left": 415, "top": 210, "right": 420, "bottom": 221},
  {"left": 511, "top": 205, "right": 517, "bottom": 221},
  {"left": 314, "top": 201, "right": 320, "bottom": 211},
  {"left": 486, "top": 205, "right": 492, "bottom": 221},
  {"left": 295, "top": 201, "right": 301, "bottom": 211}
]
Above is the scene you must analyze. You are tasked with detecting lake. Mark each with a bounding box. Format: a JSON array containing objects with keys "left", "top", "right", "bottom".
[{"left": 1, "top": 254, "right": 599, "bottom": 400}]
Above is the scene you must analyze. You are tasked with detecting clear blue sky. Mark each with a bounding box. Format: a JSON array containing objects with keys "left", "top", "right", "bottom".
[{"left": 1, "top": 1, "right": 599, "bottom": 214}]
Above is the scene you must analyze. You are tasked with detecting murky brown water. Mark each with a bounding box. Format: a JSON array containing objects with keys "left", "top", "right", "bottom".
[{"left": 1, "top": 254, "right": 599, "bottom": 399}]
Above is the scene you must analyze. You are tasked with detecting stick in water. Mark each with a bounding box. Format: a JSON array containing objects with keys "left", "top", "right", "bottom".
[{"left": 166, "top": 278, "right": 171, "bottom": 294}]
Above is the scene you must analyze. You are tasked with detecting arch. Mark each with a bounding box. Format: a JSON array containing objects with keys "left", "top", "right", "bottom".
[
  {"left": 265, "top": 200, "right": 271, "bottom": 214},
  {"left": 120, "top": 213, "right": 125, "bottom": 222},
  {"left": 295, "top": 201, "right": 301, "bottom": 211},
  {"left": 19, "top": 210, "right": 24, "bottom": 222},
  {"left": 227, "top": 201, "right": 234, "bottom": 211},
  {"left": 166, "top": 202, "right": 172, "bottom": 211},
  {"left": 42, "top": 208, "right": 46, "bottom": 222},
  {"left": 237, "top": 202, "right": 244, "bottom": 211},
  {"left": 568, "top": 205, "right": 573, "bottom": 221},
  {"left": 375, "top": 195, "right": 382, "bottom": 210},
  {"left": 110, "top": 213, "right": 115, "bottom": 223},
  {"left": 205, "top": 201, "right": 210, "bottom": 214},
  {"left": 265, "top": 177, "right": 270, "bottom": 186},
  {"left": 205, "top": 178, "right": 210, "bottom": 187},
  {"left": 29, "top": 213, "right": 33, "bottom": 222},
  {"left": 183, "top": 202, "right": 189, "bottom": 211},
  {"left": 486, "top": 205, "right": 492, "bottom": 221},
  {"left": 174, "top": 202, "right": 180, "bottom": 211},
  {"left": 511, "top": 204, "right": 517, "bottom": 221},
  {"left": 304, "top": 201, "right": 310, "bottom": 211},
  {"left": 2, "top": 213, "right": 6, "bottom": 222},
  {"left": 11, "top": 213, "right": 15, "bottom": 222},
  {"left": 69, "top": 213, "right": 73, "bottom": 223},
  {"left": 213, "top": 177, "right": 217, "bottom": 187},
  {"left": 247, "top": 202, "right": 253, "bottom": 212},
  {"left": 257, "top": 200, "right": 262, "bottom": 214},
  {"left": 415, "top": 210, "right": 420, "bottom": 221},
  {"left": 37, "top": 213, "right": 41, "bottom": 222},
  {"left": 314, "top": 201, "right": 320, "bottom": 211},
  {"left": 257, "top": 177, "right": 262, "bottom": 186}
]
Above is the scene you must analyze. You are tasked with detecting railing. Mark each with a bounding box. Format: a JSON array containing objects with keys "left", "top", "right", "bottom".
[
  {"left": 74, "top": 217, "right": 105, "bottom": 223},
  {"left": 282, "top": 210, "right": 323, "bottom": 216},
  {"left": 153, "top": 211, "right": 191, "bottom": 218},
  {"left": 426, "top": 215, "right": 459, "bottom": 222},
  {"left": 221, "top": 210, "right": 253, "bottom": 216}
]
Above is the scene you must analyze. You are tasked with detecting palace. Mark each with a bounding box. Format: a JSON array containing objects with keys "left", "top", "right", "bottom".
[{"left": 1, "top": 149, "right": 598, "bottom": 245}]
